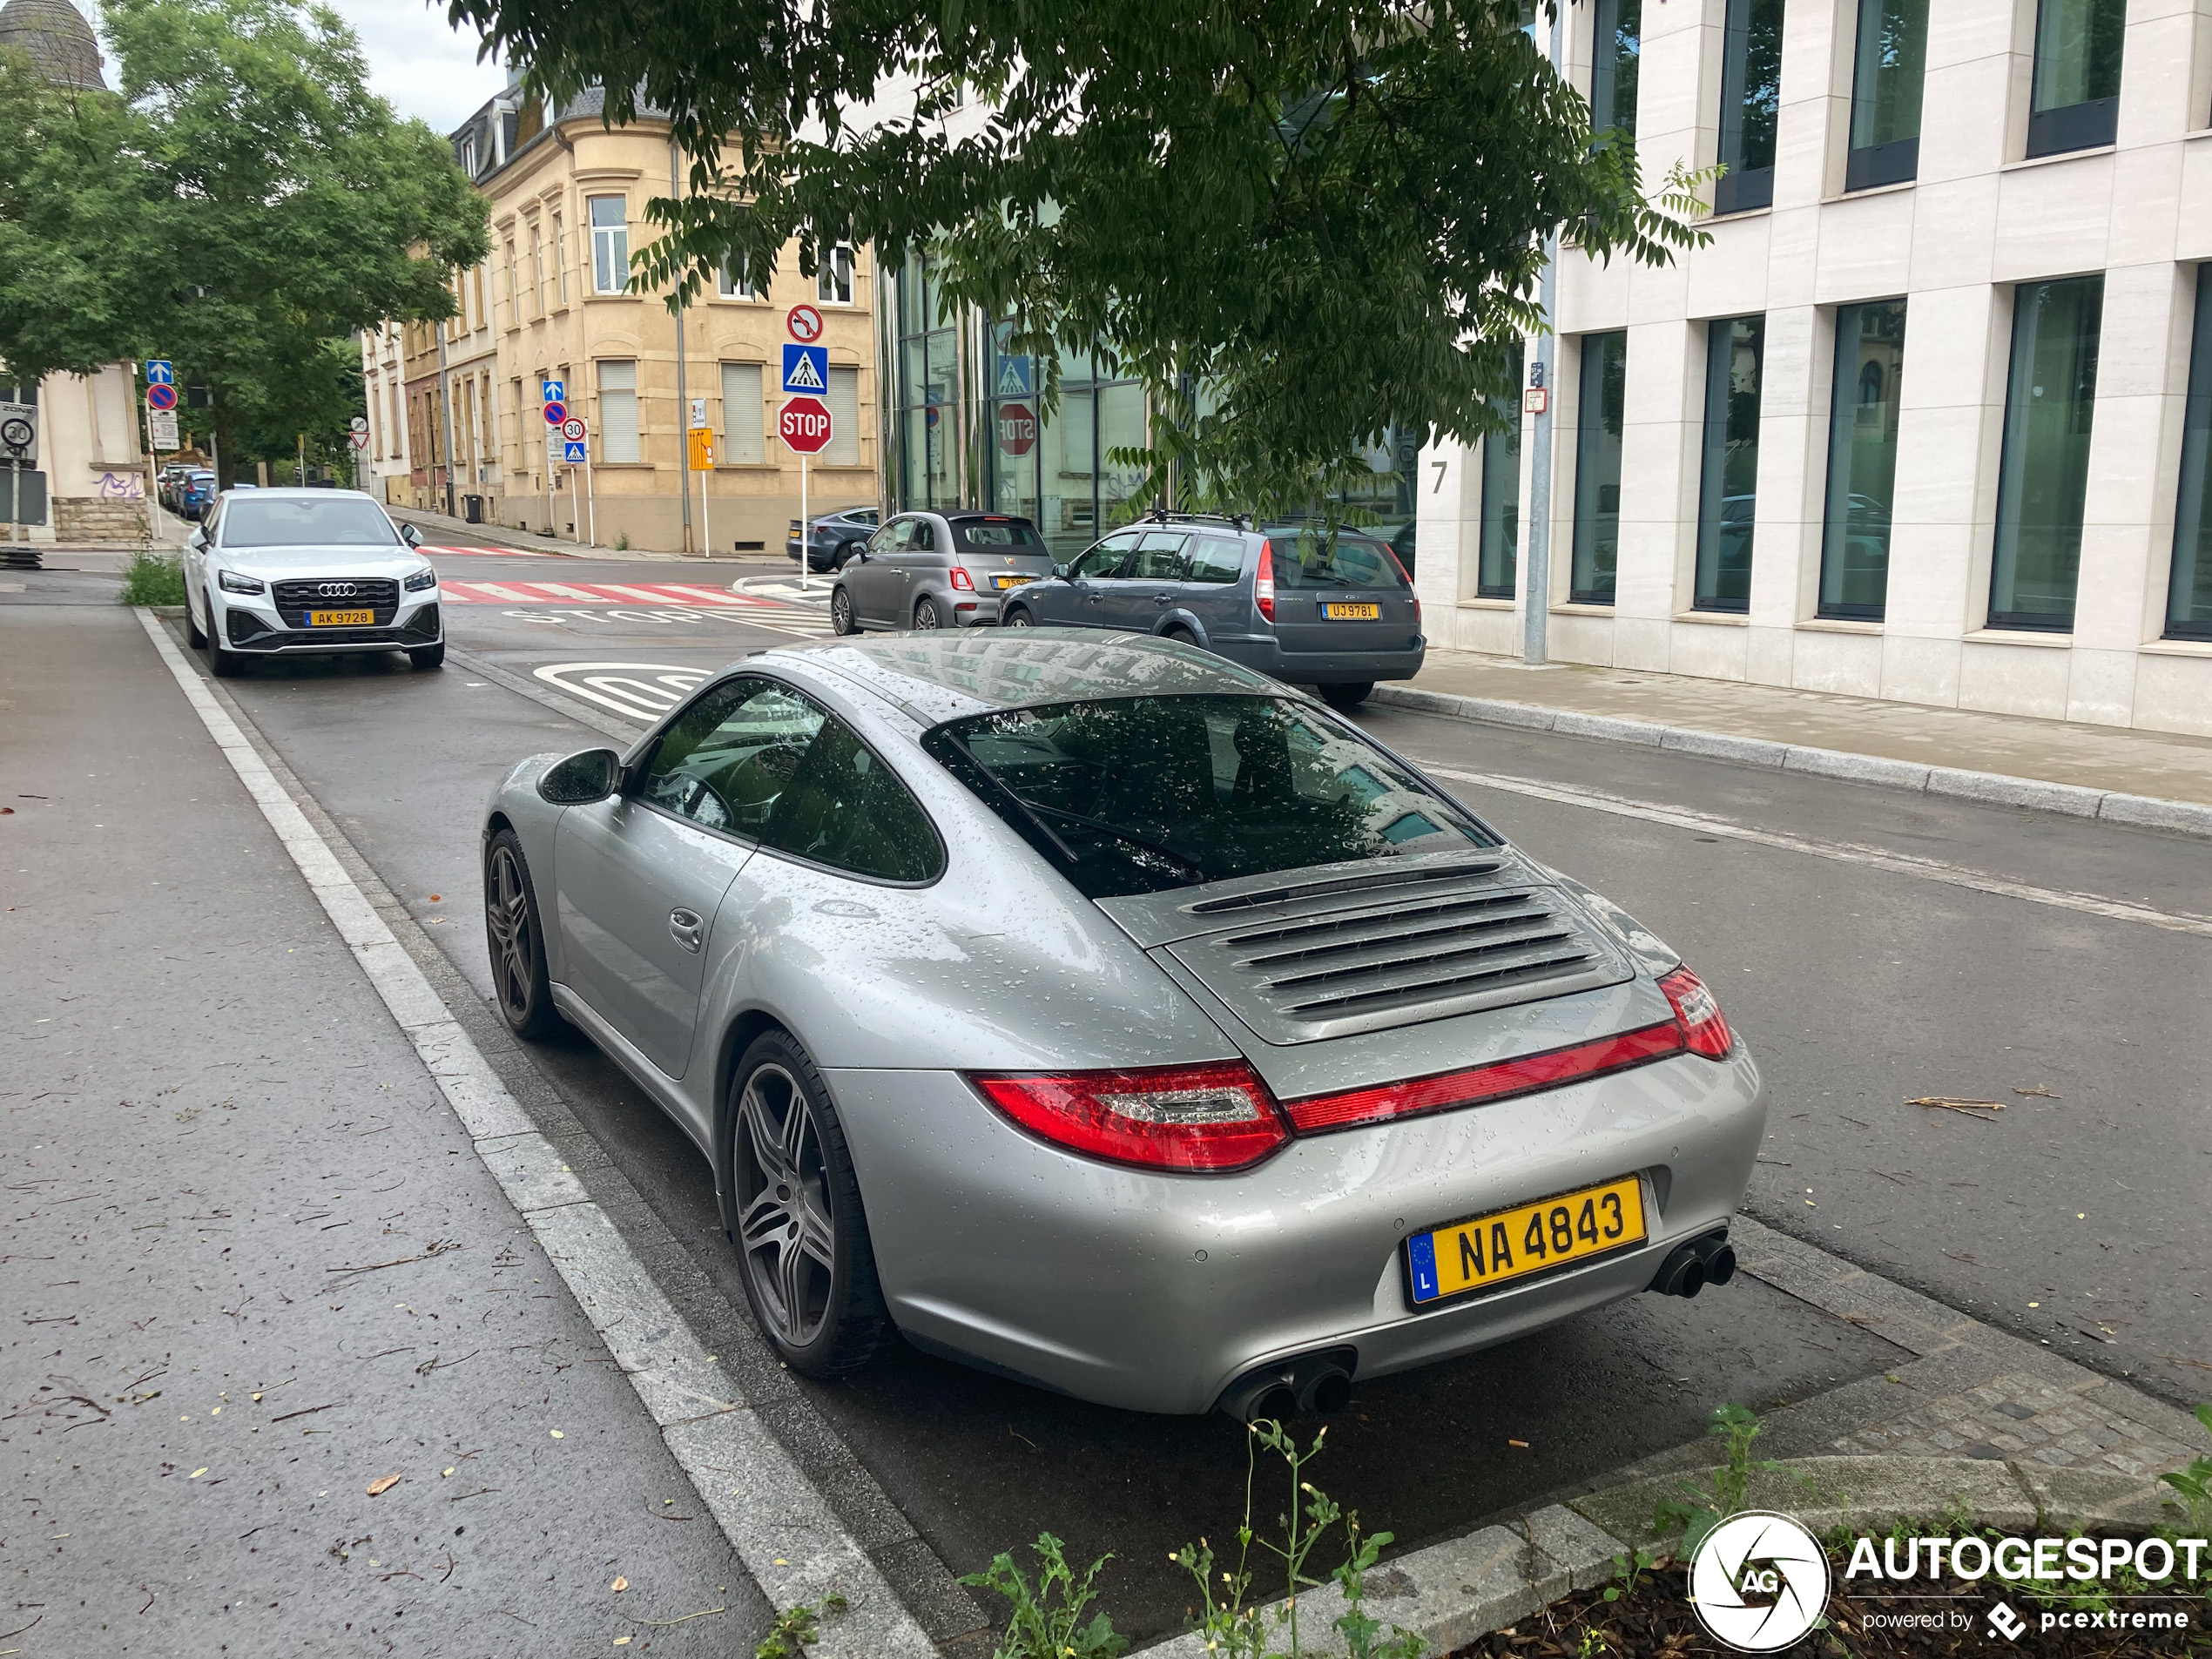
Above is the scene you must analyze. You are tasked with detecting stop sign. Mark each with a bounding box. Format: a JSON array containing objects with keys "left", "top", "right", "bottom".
[
  {"left": 779, "top": 395, "right": 833, "bottom": 455},
  {"left": 996, "top": 401, "right": 1036, "bottom": 456}
]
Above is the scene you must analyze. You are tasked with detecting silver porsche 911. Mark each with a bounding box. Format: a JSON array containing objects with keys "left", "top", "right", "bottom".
[{"left": 482, "top": 631, "right": 1764, "bottom": 1418}]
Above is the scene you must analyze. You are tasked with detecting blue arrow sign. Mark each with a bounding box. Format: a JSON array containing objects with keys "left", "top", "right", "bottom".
[
  {"left": 542, "top": 378, "right": 565, "bottom": 404},
  {"left": 781, "top": 344, "right": 828, "bottom": 395},
  {"left": 145, "top": 359, "right": 175, "bottom": 387},
  {"left": 563, "top": 440, "right": 588, "bottom": 464}
]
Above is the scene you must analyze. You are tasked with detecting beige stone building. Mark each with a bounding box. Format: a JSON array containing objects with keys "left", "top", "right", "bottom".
[{"left": 401, "top": 85, "right": 880, "bottom": 553}]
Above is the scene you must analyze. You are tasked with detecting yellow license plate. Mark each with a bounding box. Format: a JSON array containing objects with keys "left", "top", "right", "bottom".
[
  {"left": 995, "top": 574, "right": 1036, "bottom": 590},
  {"left": 307, "top": 609, "right": 374, "bottom": 626},
  {"left": 1406, "top": 1175, "right": 1646, "bottom": 1305},
  {"left": 1323, "top": 602, "right": 1380, "bottom": 619}
]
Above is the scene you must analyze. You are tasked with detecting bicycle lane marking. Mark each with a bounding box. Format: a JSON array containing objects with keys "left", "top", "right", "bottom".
[{"left": 130, "top": 605, "right": 935, "bottom": 1659}]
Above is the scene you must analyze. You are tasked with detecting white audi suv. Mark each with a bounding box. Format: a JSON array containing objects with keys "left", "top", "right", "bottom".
[{"left": 182, "top": 488, "right": 444, "bottom": 675}]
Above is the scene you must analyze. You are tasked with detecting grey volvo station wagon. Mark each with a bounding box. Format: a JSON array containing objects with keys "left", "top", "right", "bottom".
[{"left": 482, "top": 632, "right": 1763, "bottom": 1417}]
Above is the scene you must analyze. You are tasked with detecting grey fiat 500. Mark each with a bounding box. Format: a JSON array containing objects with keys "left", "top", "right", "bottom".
[
  {"left": 482, "top": 632, "right": 1763, "bottom": 1417},
  {"left": 831, "top": 510, "right": 1054, "bottom": 632}
]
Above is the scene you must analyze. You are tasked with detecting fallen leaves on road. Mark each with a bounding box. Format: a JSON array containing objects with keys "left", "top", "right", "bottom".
[
  {"left": 1907, "top": 1096, "right": 2006, "bottom": 1120},
  {"left": 643, "top": 1606, "right": 726, "bottom": 1628},
  {"left": 610, "top": 1576, "right": 628, "bottom": 1594},
  {"left": 2013, "top": 1085, "right": 2061, "bottom": 1098},
  {"left": 366, "top": 1473, "right": 401, "bottom": 1496}
]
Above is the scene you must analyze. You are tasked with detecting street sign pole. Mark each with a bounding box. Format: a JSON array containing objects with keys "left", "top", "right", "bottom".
[
  {"left": 570, "top": 463, "right": 581, "bottom": 546},
  {"left": 585, "top": 442, "right": 597, "bottom": 549},
  {"left": 800, "top": 454, "right": 809, "bottom": 594},
  {"left": 142, "top": 394, "right": 159, "bottom": 548}
]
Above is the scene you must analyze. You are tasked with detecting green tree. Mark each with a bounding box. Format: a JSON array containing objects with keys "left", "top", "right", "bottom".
[
  {"left": 0, "top": 0, "right": 486, "bottom": 476},
  {"left": 452, "top": 0, "right": 1706, "bottom": 518}
]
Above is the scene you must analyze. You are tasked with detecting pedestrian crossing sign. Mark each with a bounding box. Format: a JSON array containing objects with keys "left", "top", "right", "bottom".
[
  {"left": 781, "top": 344, "right": 828, "bottom": 394},
  {"left": 996, "top": 355, "right": 1032, "bottom": 396},
  {"left": 564, "top": 439, "right": 589, "bottom": 464}
]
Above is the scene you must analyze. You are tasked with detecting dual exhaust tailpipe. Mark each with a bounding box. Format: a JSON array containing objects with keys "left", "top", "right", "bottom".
[
  {"left": 1217, "top": 1346, "right": 1359, "bottom": 1424},
  {"left": 1649, "top": 1229, "right": 1737, "bottom": 1299}
]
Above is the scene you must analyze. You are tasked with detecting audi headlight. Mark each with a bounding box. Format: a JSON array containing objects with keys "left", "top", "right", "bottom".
[
  {"left": 403, "top": 567, "right": 437, "bottom": 593},
  {"left": 218, "top": 570, "right": 266, "bottom": 595}
]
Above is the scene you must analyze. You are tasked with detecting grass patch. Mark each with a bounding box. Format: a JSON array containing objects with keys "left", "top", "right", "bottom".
[{"left": 118, "top": 550, "right": 186, "bottom": 607}]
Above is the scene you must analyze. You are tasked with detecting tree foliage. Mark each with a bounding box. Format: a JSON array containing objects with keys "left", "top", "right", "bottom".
[
  {"left": 0, "top": 0, "right": 486, "bottom": 467},
  {"left": 451, "top": 0, "right": 1707, "bottom": 516}
]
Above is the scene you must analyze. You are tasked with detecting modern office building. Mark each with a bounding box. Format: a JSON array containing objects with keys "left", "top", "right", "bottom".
[{"left": 1416, "top": 0, "right": 2212, "bottom": 738}]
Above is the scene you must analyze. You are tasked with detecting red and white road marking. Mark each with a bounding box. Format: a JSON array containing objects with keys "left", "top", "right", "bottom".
[
  {"left": 440, "top": 580, "right": 760, "bottom": 607},
  {"left": 415, "top": 543, "right": 555, "bottom": 557}
]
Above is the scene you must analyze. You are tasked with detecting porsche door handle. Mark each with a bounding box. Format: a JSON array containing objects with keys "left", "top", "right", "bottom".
[{"left": 669, "top": 907, "right": 705, "bottom": 954}]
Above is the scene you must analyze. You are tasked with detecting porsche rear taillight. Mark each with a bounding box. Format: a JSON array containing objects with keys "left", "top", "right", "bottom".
[
  {"left": 1278, "top": 1022, "right": 1684, "bottom": 1134},
  {"left": 1658, "top": 965, "right": 1734, "bottom": 1059},
  {"left": 1254, "top": 540, "right": 1276, "bottom": 622},
  {"left": 968, "top": 1062, "right": 1289, "bottom": 1171}
]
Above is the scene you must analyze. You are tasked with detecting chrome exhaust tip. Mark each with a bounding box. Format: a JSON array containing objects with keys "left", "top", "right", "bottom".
[{"left": 1216, "top": 1347, "right": 1359, "bottom": 1423}]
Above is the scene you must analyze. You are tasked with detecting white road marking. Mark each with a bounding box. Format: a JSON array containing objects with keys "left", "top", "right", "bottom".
[
  {"left": 418, "top": 543, "right": 549, "bottom": 556},
  {"left": 532, "top": 660, "right": 711, "bottom": 721},
  {"left": 1420, "top": 762, "right": 2212, "bottom": 939},
  {"left": 132, "top": 607, "right": 930, "bottom": 1658}
]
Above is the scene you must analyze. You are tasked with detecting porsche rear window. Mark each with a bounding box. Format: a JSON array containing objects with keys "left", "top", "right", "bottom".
[{"left": 925, "top": 695, "right": 1493, "bottom": 899}]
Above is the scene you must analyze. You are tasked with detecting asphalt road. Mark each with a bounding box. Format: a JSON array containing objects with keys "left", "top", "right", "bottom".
[{"left": 33, "top": 556, "right": 2209, "bottom": 1642}]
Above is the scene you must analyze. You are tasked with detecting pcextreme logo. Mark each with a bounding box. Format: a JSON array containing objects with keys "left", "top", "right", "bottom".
[{"left": 1689, "top": 1511, "right": 1832, "bottom": 1653}]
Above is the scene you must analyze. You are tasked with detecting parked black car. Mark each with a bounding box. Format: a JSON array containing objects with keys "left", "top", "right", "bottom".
[
  {"left": 997, "top": 512, "right": 1423, "bottom": 710},
  {"left": 786, "top": 504, "right": 880, "bottom": 572}
]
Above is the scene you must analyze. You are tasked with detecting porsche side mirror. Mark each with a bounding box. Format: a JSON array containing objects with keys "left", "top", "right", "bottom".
[{"left": 538, "top": 747, "right": 622, "bottom": 805}]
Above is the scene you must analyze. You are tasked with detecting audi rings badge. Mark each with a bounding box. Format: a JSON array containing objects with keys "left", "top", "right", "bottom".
[{"left": 316, "top": 582, "right": 360, "bottom": 598}]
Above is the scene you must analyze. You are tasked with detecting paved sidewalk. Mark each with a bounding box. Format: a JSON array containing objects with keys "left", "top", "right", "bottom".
[
  {"left": 0, "top": 604, "right": 773, "bottom": 1654},
  {"left": 1398, "top": 648, "right": 2212, "bottom": 808}
]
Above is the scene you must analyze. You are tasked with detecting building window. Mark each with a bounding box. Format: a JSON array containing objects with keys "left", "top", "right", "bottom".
[
  {"left": 1715, "top": 0, "right": 1782, "bottom": 214},
  {"left": 528, "top": 225, "right": 543, "bottom": 316},
  {"left": 1590, "top": 0, "right": 1641, "bottom": 141},
  {"left": 461, "top": 135, "right": 477, "bottom": 177},
  {"left": 2027, "top": 0, "right": 2124, "bottom": 158},
  {"left": 824, "top": 366, "right": 860, "bottom": 466},
  {"left": 503, "top": 240, "right": 517, "bottom": 326},
  {"left": 1819, "top": 299, "right": 1907, "bottom": 619},
  {"left": 1847, "top": 0, "right": 1928, "bottom": 190},
  {"left": 1695, "top": 315, "right": 1764, "bottom": 613},
  {"left": 2168, "top": 269, "right": 2212, "bottom": 640},
  {"left": 550, "top": 216, "right": 566, "bottom": 305},
  {"left": 1476, "top": 342, "right": 1523, "bottom": 598},
  {"left": 1570, "top": 330, "right": 1627, "bottom": 604},
  {"left": 720, "top": 362, "right": 765, "bottom": 464},
  {"left": 597, "top": 360, "right": 640, "bottom": 462},
  {"left": 717, "top": 258, "right": 754, "bottom": 300},
  {"left": 590, "top": 196, "right": 628, "bottom": 294},
  {"left": 1988, "top": 276, "right": 2103, "bottom": 632},
  {"left": 818, "top": 243, "right": 855, "bottom": 305}
]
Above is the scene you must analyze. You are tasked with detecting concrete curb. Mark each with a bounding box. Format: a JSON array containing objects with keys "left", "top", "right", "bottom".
[
  {"left": 1137, "top": 1455, "right": 2176, "bottom": 1657},
  {"left": 1369, "top": 685, "right": 2212, "bottom": 843}
]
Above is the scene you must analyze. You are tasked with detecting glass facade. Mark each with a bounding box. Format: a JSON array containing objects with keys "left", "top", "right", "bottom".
[
  {"left": 1571, "top": 331, "right": 1628, "bottom": 604},
  {"left": 1695, "top": 316, "right": 1764, "bottom": 612},
  {"left": 1715, "top": 0, "right": 1782, "bottom": 214},
  {"left": 1847, "top": 0, "right": 1928, "bottom": 190},
  {"left": 1477, "top": 343, "right": 1524, "bottom": 598},
  {"left": 2027, "top": 0, "right": 2125, "bottom": 158},
  {"left": 893, "top": 253, "right": 959, "bottom": 509},
  {"left": 1989, "top": 275, "right": 2104, "bottom": 631},
  {"left": 1591, "top": 0, "right": 1641, "bottom": 142},
  {"left": 978, "top": 323, "right": 1148, "bottom": 563},
  {"left": 2168, "top": 266, "right": 2212, "bottom": 641},
  {"left": 1819, "top": 299, "right": 1907, "bottom": 618}
]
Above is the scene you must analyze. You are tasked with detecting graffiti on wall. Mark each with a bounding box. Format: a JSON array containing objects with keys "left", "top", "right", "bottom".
[{"left": 97, "top": 471, "right": 147, "bottom": 500}]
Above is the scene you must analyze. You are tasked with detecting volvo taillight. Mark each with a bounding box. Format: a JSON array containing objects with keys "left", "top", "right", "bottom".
[
  {"left": 1657, "top": 965, "right": 1734, "bottom": 1059},
  {"left": 969, "top": 1062, "right": 1289, "bottom": 1171},
  {"left": 1254, "top": 540, "right": 1276, "bottom": 621}
]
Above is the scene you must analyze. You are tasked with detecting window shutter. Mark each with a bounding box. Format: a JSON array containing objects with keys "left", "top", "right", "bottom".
[
  {"left": 826, "top": 367, "right": 860, "bottom": 466},
  {"left": 721, "top": 363, "right": 765, "bottom": 464},
  {"left": 598, "top": 361, "right": 640, "bottom": 463}
]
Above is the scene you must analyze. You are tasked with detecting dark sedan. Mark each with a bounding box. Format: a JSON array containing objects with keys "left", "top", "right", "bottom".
[{"left": 786, "top": 504, "right": 880, "bottom": 572}]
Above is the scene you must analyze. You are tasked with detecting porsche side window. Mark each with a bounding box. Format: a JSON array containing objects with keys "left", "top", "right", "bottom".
[
  {"left": 642, "top": 678, "right": 824, "bottom": 836},
  {"left": 764, "top": 713, "right": 943, "bottom": 883}
]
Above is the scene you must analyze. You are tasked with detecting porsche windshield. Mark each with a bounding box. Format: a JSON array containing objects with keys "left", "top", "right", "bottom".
[{"left": 925, "top": 695, "right": 1494, "bottom": 898}]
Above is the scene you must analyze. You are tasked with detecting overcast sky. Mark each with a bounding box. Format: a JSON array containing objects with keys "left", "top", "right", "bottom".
[{"left": 75, "top": 0, "right": 508, "bottom": 134}]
